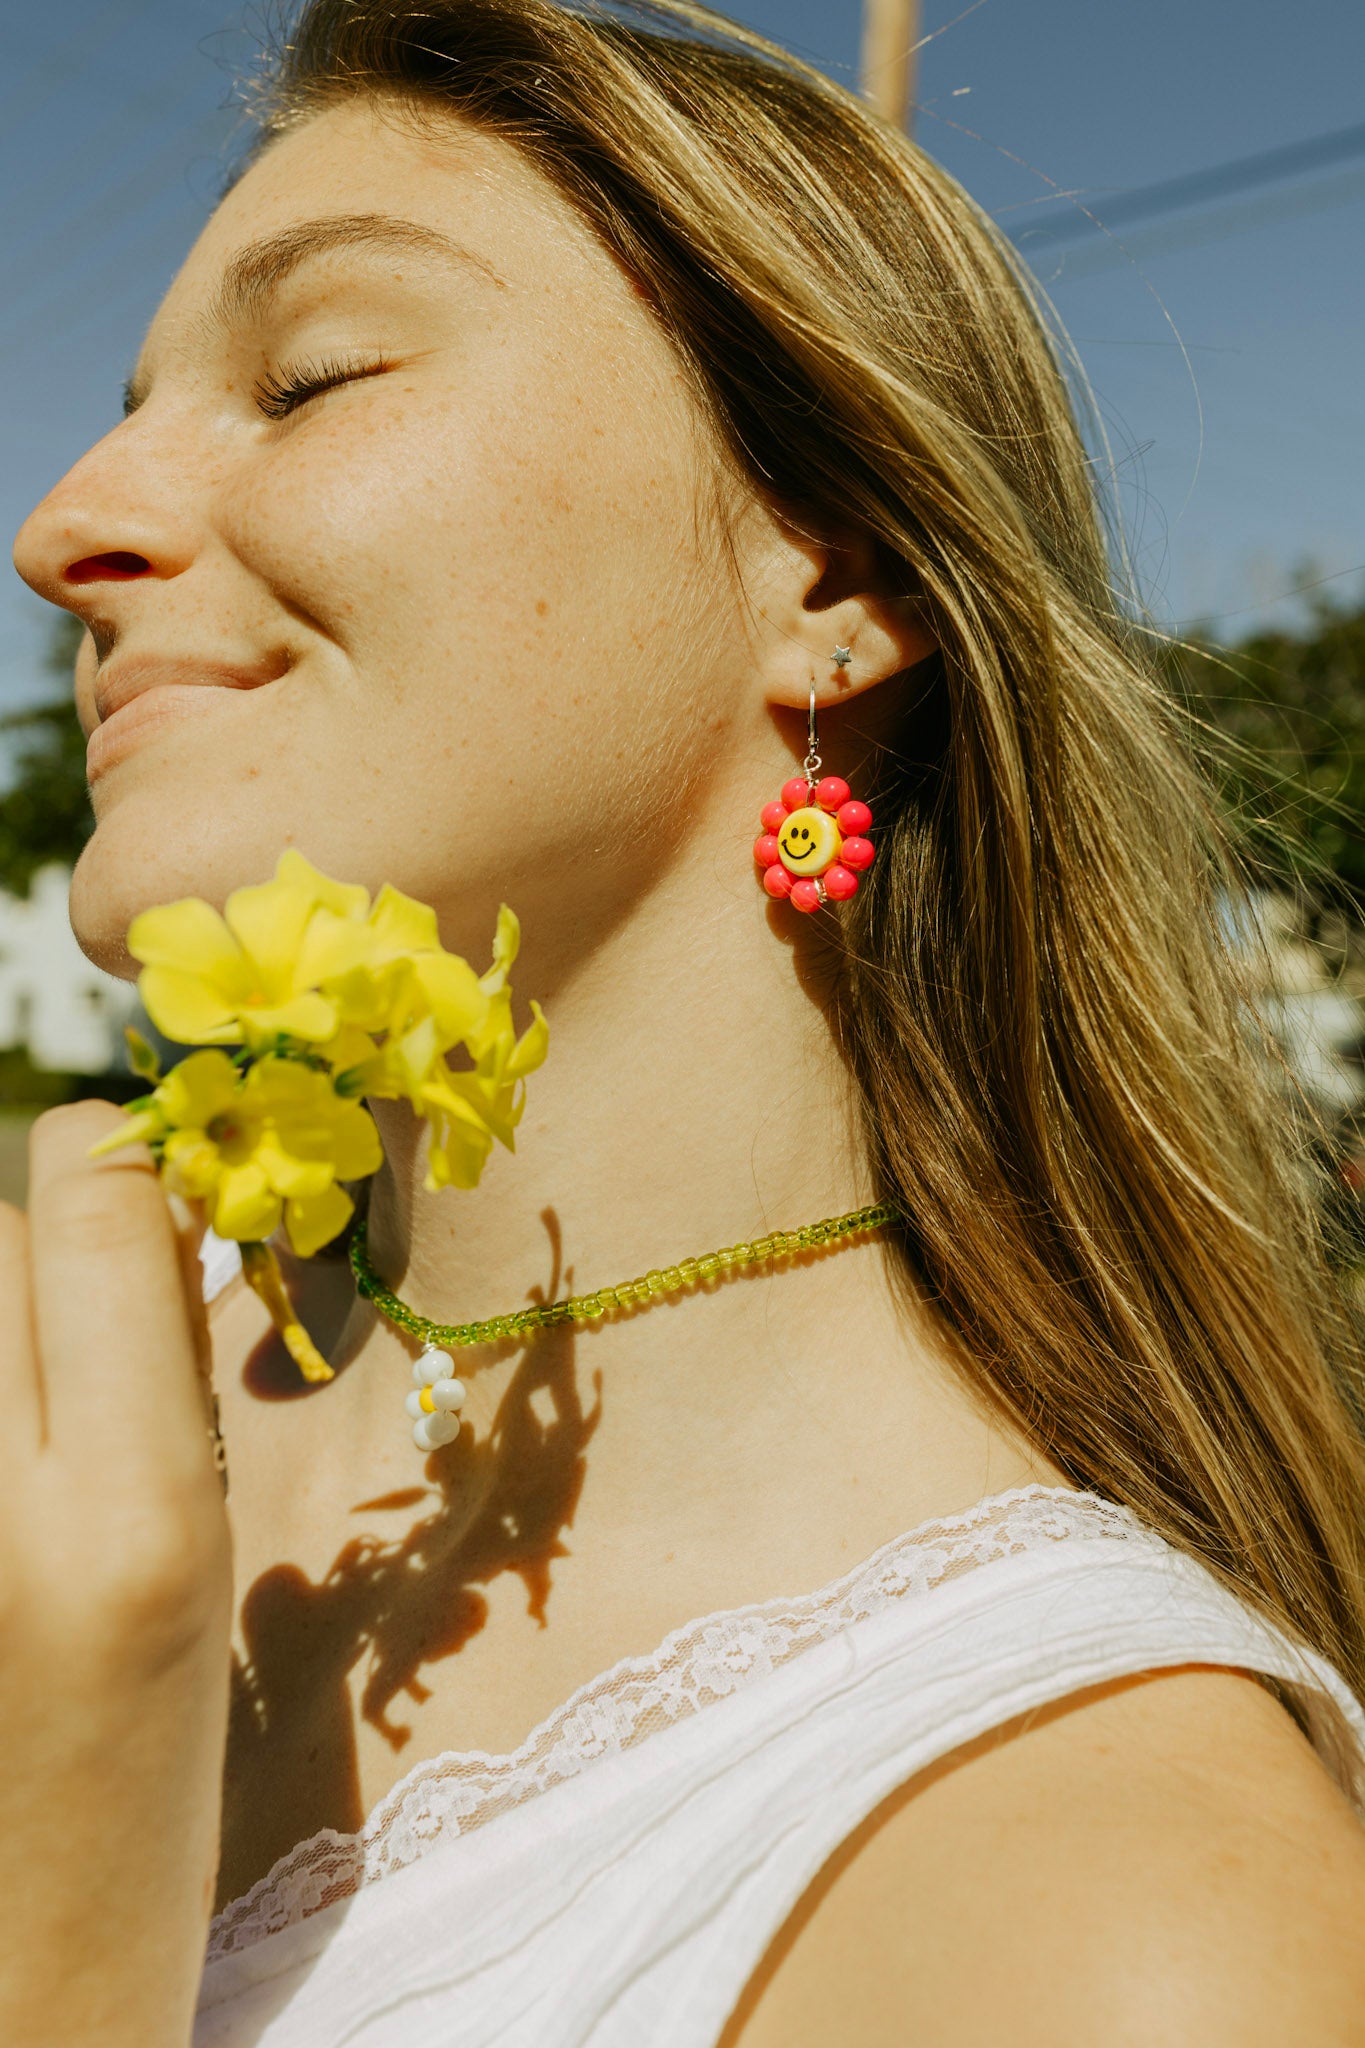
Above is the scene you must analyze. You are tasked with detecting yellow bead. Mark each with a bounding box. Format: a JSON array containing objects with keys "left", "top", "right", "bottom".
[
  {"left": 698, "top": 1254, "right": 721, "bottom": 1278},
  {"left": 750, "top": 1236, "right": 773, "bottom": 1261},
  {"left": 661, "top": 1267, "right": 682, "bottom": 1291},
  {"left": 678, "top": 1259, "right": 701, "bottom": 1284},
  {"left": 776, "top": 805, "right": 841, "bottom": 875},
  {"left": 646, "top": 1270, "right": 666, "bottom": 1293},
  {"left": 419, "top": 1386, "right": 437, "bottom": 1414}
]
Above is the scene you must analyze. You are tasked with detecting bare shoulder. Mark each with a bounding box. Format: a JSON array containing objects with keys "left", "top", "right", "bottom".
[{"left": 722, "top": 1665, "right": 1365, "bottom": 2048}]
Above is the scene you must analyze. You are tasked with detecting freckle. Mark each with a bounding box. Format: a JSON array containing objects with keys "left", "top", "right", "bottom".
[{"left": 535, "top": 598, "right": 548, "bottom": 616}]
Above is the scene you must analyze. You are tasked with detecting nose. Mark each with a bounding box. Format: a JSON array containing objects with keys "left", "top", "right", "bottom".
[{"left": 13, "top": 414, "right": 200, "bottom": 647}]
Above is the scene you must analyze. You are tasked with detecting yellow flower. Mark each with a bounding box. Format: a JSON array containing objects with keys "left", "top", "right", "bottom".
[
  {"left": 299, "top": 880, "right": 490, "bottom": 1047},
  {"left": 112, "top": 861, "right": 545, "bottom": 1202},
  {"left": 129, "top": 850, "right": 370, "bottom": 1049},
  {"left": 146, "top": 1048, "right": 382, "bottom": 1257},
  {"left": 414, "top": 907, "right": 549, "bottom": 1190}
]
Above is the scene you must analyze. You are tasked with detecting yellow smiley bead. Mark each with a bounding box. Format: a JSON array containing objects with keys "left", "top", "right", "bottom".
[{"left": 776, "top": 806, "right": 842, "bottom": 876}]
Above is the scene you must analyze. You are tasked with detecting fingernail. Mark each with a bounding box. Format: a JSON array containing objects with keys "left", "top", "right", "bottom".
[{"left": 166, "top": 1191, "right": 206, "bottom": 1250}]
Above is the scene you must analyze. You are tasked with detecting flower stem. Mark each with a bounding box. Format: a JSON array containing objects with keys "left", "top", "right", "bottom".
[{"left": 239, "top": 1241, "right": 334, "bottom": 1382}]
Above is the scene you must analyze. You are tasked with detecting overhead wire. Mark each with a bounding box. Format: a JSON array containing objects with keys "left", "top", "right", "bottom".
[{"left": 1006, "top": 120, "right": 1365, "bottom": 250}]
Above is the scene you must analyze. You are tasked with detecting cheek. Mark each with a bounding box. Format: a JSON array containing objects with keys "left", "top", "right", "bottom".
[
  {"left": 224, "top": 332, "right": 708, "bottom": 773},
  {"left": 74, "top": 324, "right": 726, "bottom": 966}
]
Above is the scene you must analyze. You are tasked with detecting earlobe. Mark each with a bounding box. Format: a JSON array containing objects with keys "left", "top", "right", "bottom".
[
  {"left": 765, "top": 598, "right": 937, "bottom": 711},
  {"left": 761, "top": 528, "right": 937, "bottom": 710}
]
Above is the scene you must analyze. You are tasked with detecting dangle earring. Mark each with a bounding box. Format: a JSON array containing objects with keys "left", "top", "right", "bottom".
[{"left": 753, "top": 653, "right": 877, "bottom": 913}]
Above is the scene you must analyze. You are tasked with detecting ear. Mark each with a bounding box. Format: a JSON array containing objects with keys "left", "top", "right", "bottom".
[{"left": 749, "top": 520, "right": 938, "bottom": 712}]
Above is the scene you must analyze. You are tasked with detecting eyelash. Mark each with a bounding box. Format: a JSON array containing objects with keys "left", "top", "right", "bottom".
[{"left": 253, "top": 353, "right": 392, "bottom": 421}]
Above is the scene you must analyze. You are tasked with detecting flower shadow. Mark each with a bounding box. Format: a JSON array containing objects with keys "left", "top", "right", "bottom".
[{"left": 214, "top": 1208, "right": 601, "bottom": 1915}]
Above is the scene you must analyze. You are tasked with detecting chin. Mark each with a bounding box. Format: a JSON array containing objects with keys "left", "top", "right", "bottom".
[
  {"left": 68, "top": 788, "right": 301, "bottom": 978},
  {"left": 69, "top": 815, "right": 184, "bottom": 974}
]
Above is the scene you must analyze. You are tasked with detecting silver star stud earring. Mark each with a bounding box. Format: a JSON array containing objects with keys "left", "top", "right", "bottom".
[{"left": 832, "top": 645, "right": 853, "bottom": 669}]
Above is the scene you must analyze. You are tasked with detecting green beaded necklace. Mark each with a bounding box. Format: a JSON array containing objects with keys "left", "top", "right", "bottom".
[{"left": 349, "top": 1200, "right": 903, "bottom": 1351}]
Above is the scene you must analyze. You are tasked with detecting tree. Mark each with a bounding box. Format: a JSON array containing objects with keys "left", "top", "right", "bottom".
[
  {"left": 1174, "top": 590, "right": 1365, "bottom": 919},
  {"left": 0, "top": 613, "right": 92, "bottom": 898}
]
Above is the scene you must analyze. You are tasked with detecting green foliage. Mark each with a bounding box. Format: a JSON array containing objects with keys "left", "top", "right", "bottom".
[
  {"left": 1176, "top": 591, "right": 1365, "bottom": 914},
  {"left": 0, "top": 614, "right": 92, "bottom": 897},
  {"left": 0, "top": 1044, "right": 144, "bottom": 1107}
]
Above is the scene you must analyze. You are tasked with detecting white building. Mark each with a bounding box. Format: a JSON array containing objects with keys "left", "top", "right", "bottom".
[{"left": 0, "top": 864, "right": 136, "bottom": 1073}]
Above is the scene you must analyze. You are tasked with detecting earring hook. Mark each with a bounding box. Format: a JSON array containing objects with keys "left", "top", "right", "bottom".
[{"left": 803, "top": 681, "right": 822, "bottom": 783}]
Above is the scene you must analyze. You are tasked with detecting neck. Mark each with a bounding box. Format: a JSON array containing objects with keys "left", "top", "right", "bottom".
[
  {"left": 234, "top": 851, "right": 1050, "bottom": 1601},
  {"left": 365, "top": 879, "right": 873, "bottom": 1340}
]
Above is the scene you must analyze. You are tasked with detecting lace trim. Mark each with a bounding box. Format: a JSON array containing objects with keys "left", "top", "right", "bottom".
[{"left": 205, "top": 1484, "right": 1155, "bottom": 1963}]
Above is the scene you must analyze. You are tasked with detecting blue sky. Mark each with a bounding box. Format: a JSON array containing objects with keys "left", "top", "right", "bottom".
[{"left": 3, "top": 0, "right": 1363, "bottom": 718}]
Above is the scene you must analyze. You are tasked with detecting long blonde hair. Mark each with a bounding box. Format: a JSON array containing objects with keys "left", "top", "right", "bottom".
[{"left": 258, "top": 0, "right": 1365, "bottom": 1692}]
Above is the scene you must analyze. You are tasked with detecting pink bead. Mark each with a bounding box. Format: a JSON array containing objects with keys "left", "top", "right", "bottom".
[
  {"left": 760, "top": 800, "right": 788, "bottom": 834},
  {"left": 753, "top": 833, "right": 782, "bottom": 867},
  {"left": 780, "top": 777, "right": 811, "bottom": 813},
  {"left": 789, "top": 877, "right": 822, "bottom": 913},
  {"left": 836, "top": 800, "right": 872, "bottom": 837},
  {"left": 840, "top": 836, "right": 875, "bottom": 871},
  {"left": 762, "top": 862, "right": 795, "bottom": 899},
  {"left": 814, "top": 776, "right": 850, "bottom": 812},
  {"left": 822, "top": 863, "right": 858, "bottom": 900}
]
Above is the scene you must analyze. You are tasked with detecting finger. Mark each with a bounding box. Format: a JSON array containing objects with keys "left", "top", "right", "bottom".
[
  {"left": 0, "top": 1200, "right": 43, "bottom": 1461},
  {"left": 26, "top": 1101, "right": 212, "bottom": 1485},
  {"left": 166, "top": 1191, "right": 214, "bottom": 1394}
]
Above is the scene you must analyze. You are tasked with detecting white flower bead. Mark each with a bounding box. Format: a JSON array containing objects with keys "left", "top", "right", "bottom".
[
  {"left": 429, "top": 1377, "right": 466, "bottom": 1413},
  {"left": 404, "top": 1390, "right": 427, "bottom": 1420},
  {"left": 413, "top": 1346, "right": 449, "bottom": 1386},
  {"left": 413, "top": 1410, "right": 461, "bottom": 1452}
]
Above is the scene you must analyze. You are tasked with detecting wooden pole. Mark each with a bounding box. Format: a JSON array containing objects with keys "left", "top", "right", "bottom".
[{"left": 861, "top": 0, "right": 920, "bottom": 131}]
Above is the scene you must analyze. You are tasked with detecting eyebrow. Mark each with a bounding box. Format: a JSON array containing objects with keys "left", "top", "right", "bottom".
[{"left": 123, "top": 212, "right": 501, "bottom": 414}]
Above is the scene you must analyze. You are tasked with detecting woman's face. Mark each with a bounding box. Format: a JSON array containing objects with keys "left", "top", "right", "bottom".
[{"left": 13, "top": 97, "right": 751, "bottom": 976}]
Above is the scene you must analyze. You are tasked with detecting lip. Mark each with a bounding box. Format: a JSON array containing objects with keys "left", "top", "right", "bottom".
[{"left": 87, "top": 654, "right": 288, "bottom": 781}]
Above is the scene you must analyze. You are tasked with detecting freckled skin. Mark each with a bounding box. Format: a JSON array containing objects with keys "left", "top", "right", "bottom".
[
  {"left": 13, "top": 100, "right": 740, "bottom": 985},
  {"left": 777, "top": 806, "right": 840, "bottom": 876}
]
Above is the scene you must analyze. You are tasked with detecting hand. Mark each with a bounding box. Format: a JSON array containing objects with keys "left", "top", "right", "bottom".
[{"left": 0, "top": 1102, "right": 233, "bottom": 2048}]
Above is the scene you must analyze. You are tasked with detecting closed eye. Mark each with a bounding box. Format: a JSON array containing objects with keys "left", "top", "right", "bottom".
[{"left": 253, "top": 352, "right": 394, "bottom": 422}]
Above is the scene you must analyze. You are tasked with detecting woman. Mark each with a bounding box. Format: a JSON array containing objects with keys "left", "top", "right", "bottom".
[{"left": 8, "top": 2, "right": 1365, "bottom": 2040}]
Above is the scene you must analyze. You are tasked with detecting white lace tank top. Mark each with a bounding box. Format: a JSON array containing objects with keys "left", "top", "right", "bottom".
[{"left": 193, "top": 1240, "right": 1365, "bottom": 2048}]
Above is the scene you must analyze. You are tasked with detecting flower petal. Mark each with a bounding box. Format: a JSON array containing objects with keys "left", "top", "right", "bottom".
[
  {"left": 392, "top": 1015, "right": 439, "bottom": 1098},
  {"left": 255, "top": 1135, "right": 335, "bottom": 1200},
  {"left": 86, "top": 1107, "right": 166, "bottom": 1159},
  {"left": 128, "top": 898, "right": 242, "bottom": 978},
  {"left": 323, "top": 961, "right": 404, "bottom": 1034},
  {"left": 138, "top": 965, "right": 243, "bottom": 1045},
  {"left": 366, "top": 883, "right": 442, "bottom": 960},
  {"left": 295, "top": 916, "right": 381, "bottom": 993},
  {"left": 423, "top": 1115, "right": 494, "bottom": 1192},
  {"left": 157, "top": 1048, "right": 241, "bottom": 1128},
  {"left": 240, "top": 992, "right": 340, "bottom": 1044},
  {"left": 223, "top": 874, "right": 318, "bottom": 998},
  {"left": 315, "top": 1023, "right": 381, "bottom": 1075},
  {"left": 211, "top": 1161, "right": 281, "bottom": 1242},
  {"left": 479, "top": 902, "right": 521, "bottom": 995},
  {"left": 274, "top": 850, "right": 371, "bottom": 921},
  {"left": 412, "top": 953, "right": 488, "bottom": 1046},
  {"left": 507, "top": 999, "right": 550, "bottom": 1079},
  {"left": 284, "top": 1182, "right": 354, "bottom": 1258},
  {"left": 162, "top": 1130, "right": 224, "bottom": 1199},
  {"left": 327, "top": 1102, "right": 384, "bottom": 1182}
]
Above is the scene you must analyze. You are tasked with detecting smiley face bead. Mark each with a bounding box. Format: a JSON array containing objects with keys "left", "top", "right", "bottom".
[
  {"left": 753, "top": 775, "right": 876, "bottom": 912},
  {"left": 777, "top": 806, "right": 841, "bottom": 874}
]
